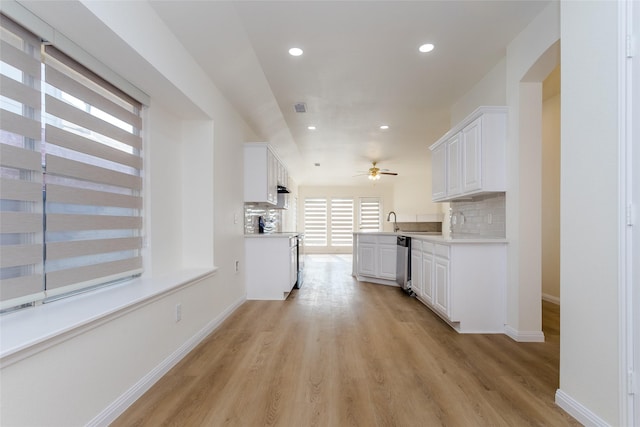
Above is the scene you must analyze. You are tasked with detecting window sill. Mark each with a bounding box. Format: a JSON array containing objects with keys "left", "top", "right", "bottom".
[{"left": 0, "top": 267, "right": 218, "bottom": 368}]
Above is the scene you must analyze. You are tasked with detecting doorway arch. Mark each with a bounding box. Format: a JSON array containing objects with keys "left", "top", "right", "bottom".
[{"left": 506, "top": 40, "right": 560, "bottom": 341}]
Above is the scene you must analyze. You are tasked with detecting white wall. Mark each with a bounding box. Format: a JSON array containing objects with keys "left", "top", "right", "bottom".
[
  {"left": 391, "top": 171, "right": 443, "bottom": 219},
  {"left": 298, "top": 184, "right": 395, "bottom": 252},
  {"left": 0, "top": 1, "right": 256, "bottom": 425},
  {"left": 559, "top": 1, "right": 622, "bottom": 424},
  {"left": 450, "top": 58, "right": 507, "bottom": 124},
  {"left": 541, "top": 68, "right": 560, "bottom": 302}
]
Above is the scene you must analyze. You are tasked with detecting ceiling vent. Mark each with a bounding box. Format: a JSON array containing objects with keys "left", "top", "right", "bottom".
[{"left": 294, "top": 102, "right": 307, "bottom": 113}]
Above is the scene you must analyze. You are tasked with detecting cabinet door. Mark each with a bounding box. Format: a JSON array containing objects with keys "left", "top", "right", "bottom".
[
  {"left": 378, "top": 244, "right": 397, "bottom": 280},
  {"left": 422, "top": 253, "right": 434, "bottom": 305},
  {"left": 462, "top": 117, "right": 482, "bottom": 193},
  {"left": 411, "top": 249, "right": 423, "bottom": 297},
  {"left": 267, "top": 150, "right": 278, "bottom": 204},
  {"left": 431, "top": 143, "right": 447, "bottom": 201},
  {"left": 434, "top": 257, "right": 450, "bottom": 317},
  {"left": 357, "top": 243, "right": 376, "bottom": 277},
  {"left": 446, "top": 134, "right": 462, "bottom": 197}
]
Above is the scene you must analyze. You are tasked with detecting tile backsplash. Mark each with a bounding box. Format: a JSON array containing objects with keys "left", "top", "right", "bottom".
[
  {"left": 450, "top": 193, "right": 505, "bottom": 238},
  {"left": 244, "top": 204, "right": 280, "bottom": 234}
]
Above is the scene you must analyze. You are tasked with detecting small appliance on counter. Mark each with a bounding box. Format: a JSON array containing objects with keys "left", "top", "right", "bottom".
[{"left": 258, "top": 216, "right": 265, "bottom": 233}]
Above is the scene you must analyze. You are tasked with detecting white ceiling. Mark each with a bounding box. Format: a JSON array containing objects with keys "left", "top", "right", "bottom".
[
  {"left": 152, "top": 1, "right": 550, "bottom": 186},
  {"left": 145, "top": 1, "right": 550, "bottom": 186}
]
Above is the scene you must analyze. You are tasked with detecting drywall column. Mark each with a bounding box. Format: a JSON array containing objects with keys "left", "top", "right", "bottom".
[
  {"left": 504, "top": 2, "right": 559, "bottom": 341},
  {"left": 557, "top": 1, "right": 622, "bottom": 424},
  {"left": 516, "top": 81, "right": 543, "bottom": 336}
]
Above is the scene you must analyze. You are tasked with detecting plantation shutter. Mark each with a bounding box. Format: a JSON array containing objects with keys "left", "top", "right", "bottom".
[
  {"left": 0, "top": 15, "right": 45, "bottom": 309},
  {"left": 42, "top": 46, "right": 143, "bottom": 298},
  {"left": 359, "top": 197, "right": 382, "bottom": 232},
  {"left": 330, "top": 198, "right": 354, "bottom": 246},
  {"left": 304, "top": 198, "right": 327, "bottom": 246}
]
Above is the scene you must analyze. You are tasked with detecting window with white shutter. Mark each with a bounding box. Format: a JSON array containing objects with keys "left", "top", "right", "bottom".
[
  {"left": 359, "top": 197, "right": 382, "bottom": 232},
  {"left": 304, "top": 198, "right": 327, "bottom": 247},
  {"left": 330, "top": 198, "right": 354, "bottom": 246}
]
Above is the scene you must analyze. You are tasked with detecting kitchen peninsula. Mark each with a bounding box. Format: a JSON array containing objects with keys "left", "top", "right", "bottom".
[{"left": 353, "top": 232, "right": 507, "bottom": 334}]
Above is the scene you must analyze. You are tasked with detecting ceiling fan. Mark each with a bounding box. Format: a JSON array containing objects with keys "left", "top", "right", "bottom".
[{"left": 355, "top": 161, "right": 398, "bottom": 181}]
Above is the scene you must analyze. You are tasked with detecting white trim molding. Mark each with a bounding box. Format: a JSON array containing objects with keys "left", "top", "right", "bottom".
[
  {"left": 556, "top": 389, "right": 611, "bottom": 427},
  {"left": 504, "top": 325, "right": 545, "bottom": 342},
  {"left": 86, "top": 294, "right": 246, "bottom": 427}
]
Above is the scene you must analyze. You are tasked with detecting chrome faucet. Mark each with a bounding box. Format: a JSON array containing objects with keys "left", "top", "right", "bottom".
[{"left": 387, "top": 211, "right": 400, "bottom": 232}]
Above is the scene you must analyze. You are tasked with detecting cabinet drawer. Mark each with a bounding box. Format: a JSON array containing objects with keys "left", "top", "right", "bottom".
[
  {"left": 434, "top": 244, "right": 450, "bottom": 259},
  {"left": 411, "top": 239, "right": 422, "bottom": 251},
  {"left": 358, "top": 234, "right": 377, "bottom": 243},
  {"left": 378, "top": 235, "right": 397, "bottom": 245},
  {"left": 422, "top": 242, "right": 434, "bottom": 254}
]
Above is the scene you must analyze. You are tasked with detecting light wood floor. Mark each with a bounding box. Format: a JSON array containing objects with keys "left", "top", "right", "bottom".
[{"left": 113, "top": 254, "right": 579, "bottom": 426}]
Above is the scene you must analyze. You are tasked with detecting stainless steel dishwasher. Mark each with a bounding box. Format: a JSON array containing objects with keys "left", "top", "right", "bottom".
[{"left": 396, "top": 235, "right": 413, "bottom": 295}]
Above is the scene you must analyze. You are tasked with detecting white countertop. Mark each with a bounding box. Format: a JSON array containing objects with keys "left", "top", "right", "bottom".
[
  {"left": 244, "top": 232, "right": 300, "bottom": 238},
  {"left": 353, "top": 231, "right": 508, "bottom": 244}
]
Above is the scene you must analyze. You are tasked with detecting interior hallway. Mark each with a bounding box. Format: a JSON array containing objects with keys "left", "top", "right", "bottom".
[{"left": 113, "top": 254, "right": 578, "bottom": 426}]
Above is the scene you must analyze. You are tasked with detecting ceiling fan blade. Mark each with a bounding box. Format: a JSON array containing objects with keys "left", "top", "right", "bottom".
[{"left": 380, "top": 172, "right": 398, "bottom": 176}]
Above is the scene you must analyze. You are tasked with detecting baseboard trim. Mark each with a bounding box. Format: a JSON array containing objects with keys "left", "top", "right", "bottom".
[
  {"left": 555, "top": 389, "right": 610, "bottom": 426},
  {"left": 504, "top": 325, "right": 545, "bottom": 342},
  {"left": 542, "top": 293, "right": 561, "bottom": 305},
  {"left": 86, "top": 295, "right": 245, "bottom": 427}
]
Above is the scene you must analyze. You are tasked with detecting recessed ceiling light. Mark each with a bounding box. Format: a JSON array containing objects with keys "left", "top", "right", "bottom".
[
  {"left": 289, "top": 47, "right": 303, "bottom": 56},
  {"left": 419, "top": 43, "right": 435, "bottom": 53},
  {"left": 307, "top": 125, "right": 316, "bottom": 130},
  {"left": 380, "top": 125, "right": 390, "bottom": 130}
]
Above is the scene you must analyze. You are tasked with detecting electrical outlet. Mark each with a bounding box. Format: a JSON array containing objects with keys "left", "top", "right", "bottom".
[
  {"left": 175, "top": 303, "right": 182, "bottom": 322},
  {"left": 235, "top": 260, "right": 240, "bottom": 273}
]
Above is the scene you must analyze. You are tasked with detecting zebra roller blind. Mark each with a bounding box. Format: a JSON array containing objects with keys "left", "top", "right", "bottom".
[{"left": 0, "top": 15, "right": 144, "bottom": 310}]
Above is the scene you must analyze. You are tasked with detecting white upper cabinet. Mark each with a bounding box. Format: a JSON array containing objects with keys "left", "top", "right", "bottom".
[
  {"left": 244, "top": 143, "right": 288, "bottom": 205},
  {"left": 431, "top": 143, "right": 447, "bottom": 200},
  {"left": 445, "top": 133, "right": 462, "bottom": 197},
  {"left": 430, "top": 106, "right": 507, "bottom": 202}
]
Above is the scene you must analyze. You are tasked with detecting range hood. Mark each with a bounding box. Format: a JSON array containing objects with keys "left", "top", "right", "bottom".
[{"left": 277, "top": 185, "right": 290, "bottom": 193}]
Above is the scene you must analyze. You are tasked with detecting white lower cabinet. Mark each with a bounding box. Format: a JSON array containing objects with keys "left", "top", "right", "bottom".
[
  {"left": 410, "top": 242, "right": 423, "bottom": 298},
  {"left": 354, "top": 233, "right": 397, "bottom": 286},
  {"left": 433, "top": 256, "right": 450, "bottom": 317},
  {"left": 421, "top": 243, "right": 435, "bottom": 305},
  {"left": 378, "top": 244, "right": 397, "bottom": 280},
  {"left": 357, "top": 243, "right": 376, "bottom": 277},
  {"left": 412, "top": 238, "right": 507, "bottom": 334},
  {"left": 245, "top": 235, "right": 298, "bottom": 300}
]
